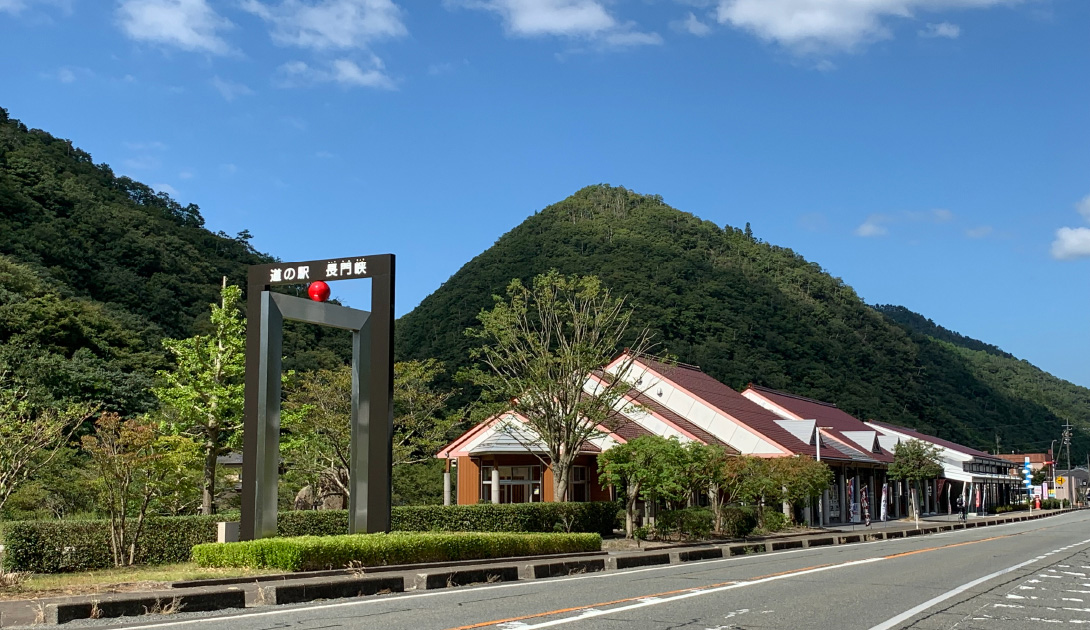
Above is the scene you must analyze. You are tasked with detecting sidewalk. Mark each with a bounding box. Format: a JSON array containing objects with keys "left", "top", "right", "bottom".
[{"left": 0, "top": 508, "right": 1074, "bottom": 627}]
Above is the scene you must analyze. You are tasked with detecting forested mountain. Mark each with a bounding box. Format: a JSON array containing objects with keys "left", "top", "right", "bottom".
[
  {"left": 3, "top": 106, "right": 1083, "bottom": 458},
  {"left": 0, "top": 107, "right": 348, "bottom": 412},
  {"left": 398, "top": 184, "right": 1089, "bottom": 455}
]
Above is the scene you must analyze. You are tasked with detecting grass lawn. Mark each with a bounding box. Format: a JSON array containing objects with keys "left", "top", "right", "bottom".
[{"left": 0, "top": 563, "right": 282, "bottom": 600}]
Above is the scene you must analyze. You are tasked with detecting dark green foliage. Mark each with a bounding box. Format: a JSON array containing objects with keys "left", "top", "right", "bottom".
[
  {"left": 397, "top": 184, "right": 1089, "bottom": 455},
  {"left": 719, "top": 505, "right": 758, "bottom": 538},
  {"left": 658, "top": 507, "right": 714, "bottom": 540},
  {"left": 0, "top": 109, "right": 350, "bottom": 417},
  {"left": 192, "top": 532, "right": 602, "bottom": 571},
  {"left": 1, "top": 515, "right": 224, "bottom": 572},
  {"left": 757, "top": 510, "right": 787, "bottom": 533},
  {"left": 276, "top": 510, "right": 348, "bottom": 537},
  {"left": 392, "top": 502, "right": 618, "bottom": 536}
]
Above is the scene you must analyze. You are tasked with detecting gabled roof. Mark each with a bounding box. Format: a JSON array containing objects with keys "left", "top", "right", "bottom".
[
  {"left": 742, "top": 385, "right": 893, "bottom": 463},
  {"left": 625, "top": 389, "right": 737, "bottom": 452},
  {"left": 866, "top": 420, "right": 994, "bottom": 460},
  {"left": 630, "top": 357, "right": 817, "bottom": 458}
]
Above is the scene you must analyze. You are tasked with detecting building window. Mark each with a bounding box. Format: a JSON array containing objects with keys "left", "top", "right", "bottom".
[
  {"left": 480, "top": 465, "right": 542, "bottom": 504},
  {"left": 570, "top": 466, "right": 588, "bottom": 502}
]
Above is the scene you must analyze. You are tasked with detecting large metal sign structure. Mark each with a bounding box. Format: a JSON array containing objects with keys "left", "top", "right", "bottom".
[{"left": 241, "top": 254, "right": 394, "bottom": 540}]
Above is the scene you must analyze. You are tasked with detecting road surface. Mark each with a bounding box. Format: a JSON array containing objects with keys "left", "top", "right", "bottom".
[{"left": 95, "top": 511, "right": 1090, "bottom": 630}]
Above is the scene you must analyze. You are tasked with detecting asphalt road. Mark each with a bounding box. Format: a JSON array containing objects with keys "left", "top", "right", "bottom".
[{"left": 91, "top": 511, "right": 1090, "bottom": 630}]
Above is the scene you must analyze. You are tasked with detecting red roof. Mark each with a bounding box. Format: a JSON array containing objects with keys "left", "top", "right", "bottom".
[
  {"left": 627, "top": 390, "right": 738, "bottom": 453},
  {"left": 868, "top": 420, "right": 994, "bottom": 459},
  {"left": 744, "top": 385, "right": 893, "bottom": 463},
  {"left": 637, "top": 358, "right": 820, "bottom": 458}
]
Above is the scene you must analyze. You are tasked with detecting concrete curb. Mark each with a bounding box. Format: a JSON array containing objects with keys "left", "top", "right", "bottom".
[
  {"left": 10, "top": 508, "right": 1078, "bottom": 625},
  {"left": 45, "top": 590, "right": 246, "bottom": 625}
]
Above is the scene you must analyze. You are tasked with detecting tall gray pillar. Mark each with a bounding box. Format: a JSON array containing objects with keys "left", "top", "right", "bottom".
[{"left": 491, "top": 468, "right": 500, "bottom": 504}]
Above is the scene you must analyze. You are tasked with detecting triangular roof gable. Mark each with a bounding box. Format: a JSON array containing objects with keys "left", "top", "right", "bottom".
[{"left": 606, "top": 353, "right": 801, "bottom": 457}]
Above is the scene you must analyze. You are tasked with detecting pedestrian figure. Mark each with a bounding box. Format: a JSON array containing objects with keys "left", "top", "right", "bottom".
[{"left": 956, "top": 494, "right": 967, "bottom": 522}]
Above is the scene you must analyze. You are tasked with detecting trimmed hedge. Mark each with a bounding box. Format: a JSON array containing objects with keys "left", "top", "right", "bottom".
[
  {"left": 2, "top": 515, "right": 224, "bottom": 573},
  {"left": 192, "top": 532, "right": 602, "bottom": 571},
  {"left": 1, "top": 502, "right": 618, "bottom": 573},
  {"left": 392, "top": 502, "right": 618, "bottom": 536}
]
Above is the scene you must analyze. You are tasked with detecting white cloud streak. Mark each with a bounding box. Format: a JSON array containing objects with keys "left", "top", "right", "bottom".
[
  {"left": 455, "top": 0, "right": 660, "bottom": 48},
  {"left": 854, "top": 208, "right": 954, "bottom": 237},
  {"left": 855, "top": 214, "right": 890, "bottom": 237},
  {"left": 275, "top": 56, "right": 395, "bottom": 89},
  {"left": 1051, "top": 195, "right": 1090, "bottom": 261},
  {"left": 671, "top": 11, "right": 712, "bottom": 36},
  {"left": 211, "top": 76, "right": 255, "bottom": 102},
  {"left": 716, "top": 0, "right": 1008, "bottom": 53},
  {"left": 242, "top": 0, "right": 406, "bottom": 50},
  {"left": 117, "top": 0, "right": 233, "bottom": 54},
  {"left": 919, "top": 21, "right": 960, "bottom": 38}
]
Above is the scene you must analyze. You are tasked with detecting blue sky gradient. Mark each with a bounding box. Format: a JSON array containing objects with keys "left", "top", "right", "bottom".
[{"left": 1, "top": 0, "right": 1087, "bottom": 385}]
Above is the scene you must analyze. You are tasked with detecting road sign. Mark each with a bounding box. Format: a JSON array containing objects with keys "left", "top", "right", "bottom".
[{"left": 1057, "top": 476, "right": 1066, "bottom": 485}]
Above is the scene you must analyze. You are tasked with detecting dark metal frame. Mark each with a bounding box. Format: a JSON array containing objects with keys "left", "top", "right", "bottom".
[{"left": 241, "top": 254, "right": 394, "bottom": 540}]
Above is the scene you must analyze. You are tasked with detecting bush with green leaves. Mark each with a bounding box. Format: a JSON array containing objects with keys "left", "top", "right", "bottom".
[
  {"left": 658, "top": 507, "right": 714, "bottom": 540},
  {"left": 757, "top": 510, "right": 787, "bottom": 534},
  {"left": 719, "top": 505, "right": 757, "bottom": 538},
  {"left": 392, "top": 502, "right": 618, "bottom": 535},
  {"left": 2, "top": 515, "right": 225, "bottom": 573},
  {"left": 192, "top": 532, "right": 601, "bottom": 571}
]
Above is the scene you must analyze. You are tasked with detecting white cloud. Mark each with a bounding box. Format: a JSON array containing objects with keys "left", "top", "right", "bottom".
[
  {"left": 965, "top": 225, "right": 992, "bottom": 239},
  {"left": 854, "top": 208, "right": 954, "bottom": 237},
  {"left": 152, "top": 182, "right": 179, "bottom": 196},
  {"left": 275, "top": 56, "right": 395, "bottom": 89},
  {"left": 242, "top": 0, "right": 406, "bottom": 50},
  {"left": 117, "top": 0, "right": 233, "bottom": 54},
  {"left": 919, "top": 21, "right": 960, "bottom": 38},
  {"left": 855, "top": 214, "right": 890, "bottom": 237},
  {"left": 1051, "top": 194, "right": 1090, "bottom": 260},
  {"left": 1051, "top": 227, "right": 1090, "bottom": 261},
  {"left": 0, "top": 0, "right": 25, "bottom": 13},
  {"left": 1077, "top": 194, "right": 1090, "bottom": 223},
  {"left": 671, "top": 11, "right": 712, "bottom": 36},
  {"left": 716, "top": 0, "right": 1007, "bottom": 53},
  {"left": 211, "top": 76, "right": 255, "bottom": 102},
  {"left": 124, "top": 155, "right": 161, "bottom": 170},
  {"left": 456, "top": 0, "right": 659, "bottom": 48}
]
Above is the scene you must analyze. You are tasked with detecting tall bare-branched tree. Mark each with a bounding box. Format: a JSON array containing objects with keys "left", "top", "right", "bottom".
[{"left": 469, "top": 271, "right": 655, "bottom": 502}]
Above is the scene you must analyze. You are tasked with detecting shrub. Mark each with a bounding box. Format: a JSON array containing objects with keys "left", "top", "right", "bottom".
[
  {"left": 658, "top": 507, "right": 713, "bottom": 540},
  {"left": 760, "top": 510, "right": 788, "bottom": 533},
  {"left": 1063, "top": 499, "right": 1071, "bottom": 508},
  {"left": 391, "top": 502, "right": 618, "bottom": 536},
  {"left": 720, "top": 505, "right": 757, "bottom": 538},
  {"left": 192, "top": 532, "right": 602, "bottom": 571},
  {"left": 2, "top": 515, "right": 224, "bottom": 573}
]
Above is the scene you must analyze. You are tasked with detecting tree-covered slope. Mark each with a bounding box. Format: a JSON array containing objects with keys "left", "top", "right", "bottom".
[
  {"left": 0, "top": 107, "right": 350, "bottom": 411},
  {"left": 398, "top": 184, "right": 1087, "bottom": 455}
]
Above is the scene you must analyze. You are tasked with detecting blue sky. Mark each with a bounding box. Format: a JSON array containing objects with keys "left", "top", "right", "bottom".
[{"left": 1, "top": 0, "right": 1088, "bottom": 386}]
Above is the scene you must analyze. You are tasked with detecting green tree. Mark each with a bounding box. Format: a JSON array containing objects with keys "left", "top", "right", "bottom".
[
  {"left": 470, "top": 271, "right": 654, "bottom": 502},
  {"left": 1031, "top": 468, "right": 1048, "bottom": 486},
  {"left": 774, "top": 456, "right": 833, "bottom": 520},
  {"left": 0, "top": 373, "right": 93, "bottom": 515},
  {"left": 153, "top": 280, "right": 245, "bottom": 515},
  {"left": 888, "top": 439, "right": 943, "bottom": 524},
  {"left": 598, "top": 435, "right": 685, "bottom": 538},
  {"left": 81, "top": 413, "right": 163, "bottom": 566},
  {"left": 282, "top": 360, "right": 459, "bottom": 507}
]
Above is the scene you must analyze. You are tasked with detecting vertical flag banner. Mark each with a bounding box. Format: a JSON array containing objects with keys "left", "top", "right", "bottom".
[
  {"left": 847, "top": 478, "right": 855, "bottom": 522},
  {"left": 975, "top": 485, "right": 981, "bottom": 509},
  {"left": 937, "top": 479, "right": 947, "bottom": 512},
  {"left": 861, "top": 486, "right": 871, "bottom": 526},
  {"left": 880, "top": 483, "right": 888, "bottom": 521}
]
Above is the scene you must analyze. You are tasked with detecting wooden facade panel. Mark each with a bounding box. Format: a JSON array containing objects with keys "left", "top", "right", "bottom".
[{"left": 457, "top": 456, "right": 479, "bottom": 505}]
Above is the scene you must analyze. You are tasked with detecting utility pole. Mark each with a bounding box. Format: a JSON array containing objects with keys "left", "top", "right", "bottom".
[{"left": 1062, "top": 422, "right": 1073, "bottom": 505}]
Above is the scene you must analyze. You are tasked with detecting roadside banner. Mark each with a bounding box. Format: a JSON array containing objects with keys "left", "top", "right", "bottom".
[
  {"left": 880, "top": 483, "right": 888, "bottom": 521},
  {"left": 975, "top": 485, "right": 981, "bottom": 509},
  {"left": 847, "top": 478, "right": 855, "bottom": 522},
  {"left": 861, "top": 486, "right": 871, "bottom": 526}
]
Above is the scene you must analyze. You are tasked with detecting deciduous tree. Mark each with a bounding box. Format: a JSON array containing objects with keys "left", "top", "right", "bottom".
[
  {"left": 470, "top": 271, "right": 654, "bottom": 502},
  {"left": 153, "top": 280, "right": 245, "bottom": 515},
  {"left": 888, "top": 439, "right": 943, "bottom": 525}
]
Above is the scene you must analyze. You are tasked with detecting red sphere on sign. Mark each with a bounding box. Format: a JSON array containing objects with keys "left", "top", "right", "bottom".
[{"left": 307, "top": 281, "right": 331, "bottom": 302}]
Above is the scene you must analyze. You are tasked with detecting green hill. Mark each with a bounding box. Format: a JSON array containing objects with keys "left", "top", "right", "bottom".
[
  {"left": 0, "top": 107, "right": 349, "bottom": 411},
  {"left": 397, "top": 184, "right": 1088, "bottom": 455}
]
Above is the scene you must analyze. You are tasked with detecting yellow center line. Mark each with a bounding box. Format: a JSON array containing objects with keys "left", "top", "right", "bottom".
[{"left": 443, "top": 529, "right": 1036, "bottom": 630}]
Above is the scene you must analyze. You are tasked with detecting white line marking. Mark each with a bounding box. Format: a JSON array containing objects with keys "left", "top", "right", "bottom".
[
  {"left": 868, "top": 537, "right": 1090, "bottom": 630},
  {"left": 511, "top": 558, "right": 884, "bottom": 629}
]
